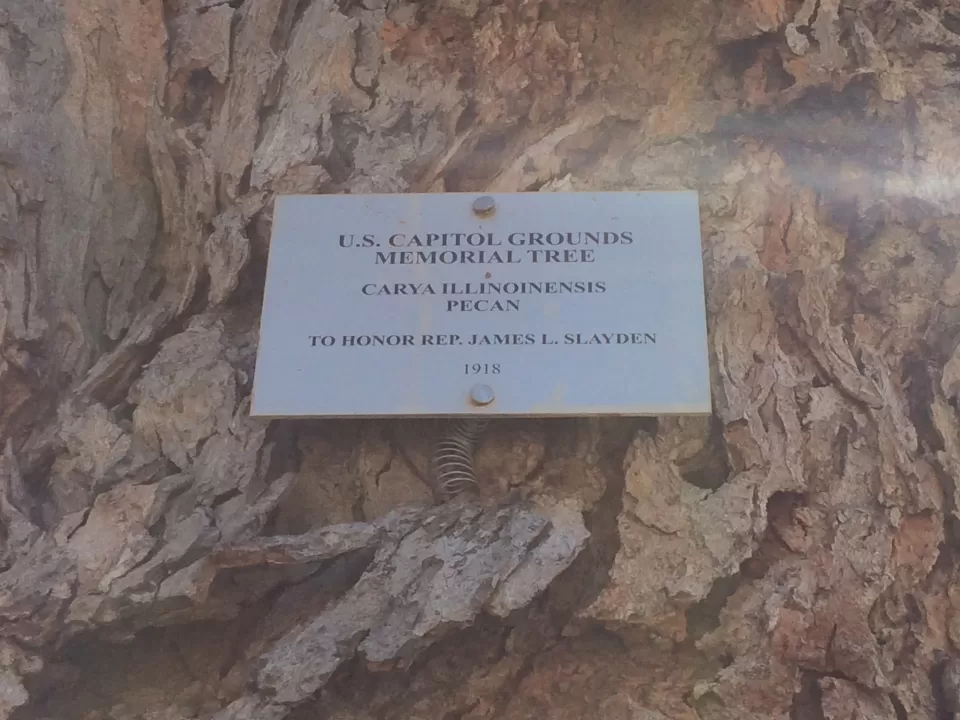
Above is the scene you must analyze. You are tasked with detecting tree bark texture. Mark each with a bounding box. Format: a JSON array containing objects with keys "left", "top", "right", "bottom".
[{"left": 3, "top": 0, "right": 960, "bottom": 718}]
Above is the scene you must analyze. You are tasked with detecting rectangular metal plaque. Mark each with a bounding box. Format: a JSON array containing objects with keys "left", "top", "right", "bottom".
[{"left": 250, "top": 191, "right": 711, "bottom": 418}]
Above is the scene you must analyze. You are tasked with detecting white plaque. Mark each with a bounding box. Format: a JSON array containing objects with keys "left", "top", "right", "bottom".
[{"left": 250, "top": 191, "right": 711, "bottom": 418}]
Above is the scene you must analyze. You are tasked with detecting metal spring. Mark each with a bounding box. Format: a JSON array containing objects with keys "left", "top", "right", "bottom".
[{"left": 432, "top": 417, "right": 489, "bottom": 497}]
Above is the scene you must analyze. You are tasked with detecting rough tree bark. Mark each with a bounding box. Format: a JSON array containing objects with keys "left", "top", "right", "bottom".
[{"left": 3, "top": 0, "right": 960, "bottom": 718}]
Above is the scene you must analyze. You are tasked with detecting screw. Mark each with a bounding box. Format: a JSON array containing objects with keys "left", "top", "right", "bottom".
[
  {"left": 472, "top": 195, "right": 496, "bottom": 217},
  {"left": 469, "top": 383, "right": 495, "bottom": 406}
]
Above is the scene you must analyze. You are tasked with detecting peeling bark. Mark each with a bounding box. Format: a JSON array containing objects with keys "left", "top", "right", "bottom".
[{"left": 4, "top": 0, "right": 960, "bottom": 718}]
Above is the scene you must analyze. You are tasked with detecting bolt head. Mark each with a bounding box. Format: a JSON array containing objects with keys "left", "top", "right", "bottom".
[
  {"left": 469, "top": 383, "right": 495, "bottom": 406},
  {"left": 472, "top": 195, "right": 496, "bottom": 217}
]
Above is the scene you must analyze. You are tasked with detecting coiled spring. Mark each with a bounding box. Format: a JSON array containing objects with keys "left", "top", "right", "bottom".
[{"left": 432, "top": 418, "right": 489, "bottom": 497}]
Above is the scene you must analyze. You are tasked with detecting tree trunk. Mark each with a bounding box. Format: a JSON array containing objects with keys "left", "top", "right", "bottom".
[{"left": 3, "top": 0, "right": 960, "bottom": 718}]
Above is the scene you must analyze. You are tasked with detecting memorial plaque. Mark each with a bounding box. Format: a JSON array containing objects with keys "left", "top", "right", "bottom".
[{"left": 250, "top": 191, "right": 711, "bottom": 418}]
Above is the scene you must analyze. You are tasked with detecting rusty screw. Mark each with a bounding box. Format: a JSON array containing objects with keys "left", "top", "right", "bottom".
[{"left": 472, "top": 195, "right": 496, "bottom": 217}]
